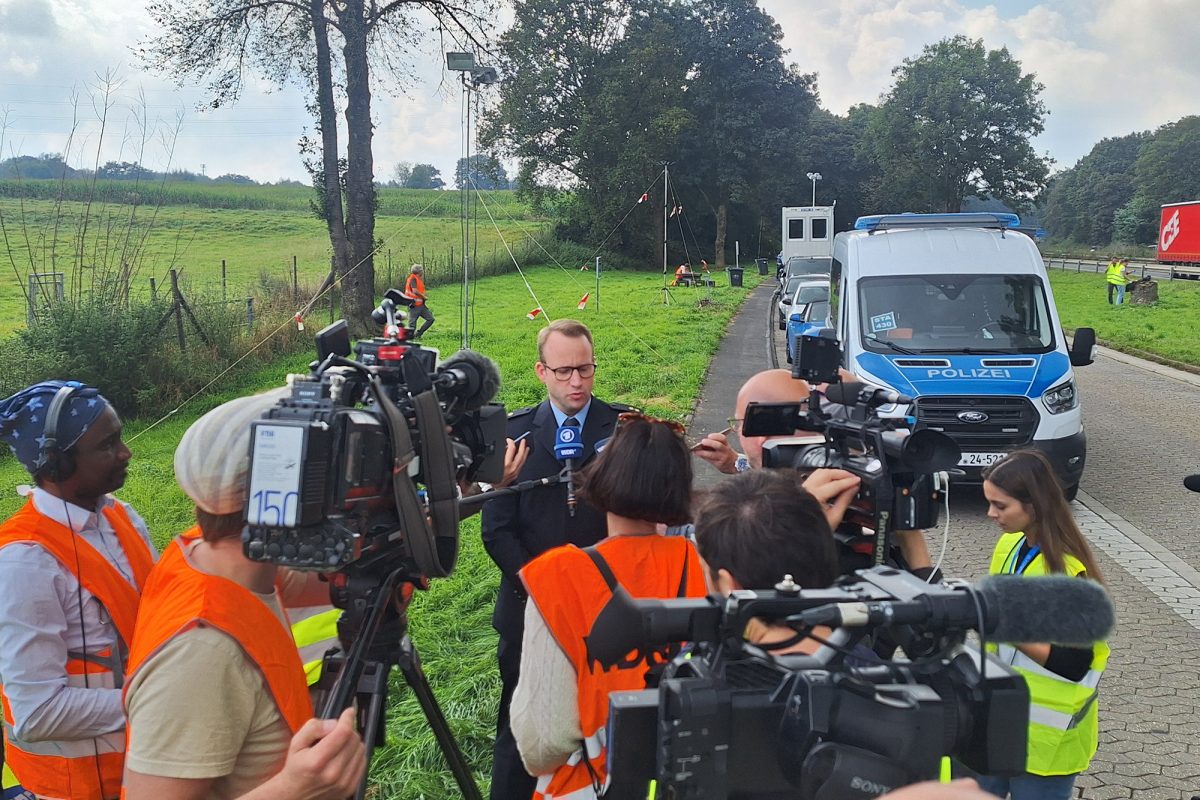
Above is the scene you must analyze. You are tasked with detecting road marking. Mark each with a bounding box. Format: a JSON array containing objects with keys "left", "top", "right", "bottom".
[{"left": 1076, "top": 489, "right": 1200, "bottom": 631}]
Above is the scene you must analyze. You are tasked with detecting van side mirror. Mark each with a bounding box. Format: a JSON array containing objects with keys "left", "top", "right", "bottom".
[{"left": 1069, "top": 327, "right": 1095, "bottom": 367}]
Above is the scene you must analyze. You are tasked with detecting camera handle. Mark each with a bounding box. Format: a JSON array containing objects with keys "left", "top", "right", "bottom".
[{"left": 317, "top": 569, "right": 482, "bottom": 800}]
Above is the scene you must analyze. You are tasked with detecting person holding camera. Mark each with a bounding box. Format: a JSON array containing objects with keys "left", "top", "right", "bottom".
[
  {"left": 977, "top": 450, "right": 1110, "bottom": 800},
  {"left": 511, "top": 411, "right": 706, "bottom": 799},
  {"left": 481, "top": 319, "right": 634, "bottom": 800},
  {"left": 121, "top": 392, "right": 366, "bottom": 800},
  {"left": 0, "top": 380, "right": 155, "bottom": 800}
]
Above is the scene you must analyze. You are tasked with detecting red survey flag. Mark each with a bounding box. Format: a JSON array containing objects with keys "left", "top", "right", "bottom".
[
  {"left": 526, "top": 307, "right": 544, "bottom": 321},
  {"left": 577, "top": 292, "right": 590, "bottom": 310},
  {"left": 637, "top": 193, "right": 649, "bottom": 204}
]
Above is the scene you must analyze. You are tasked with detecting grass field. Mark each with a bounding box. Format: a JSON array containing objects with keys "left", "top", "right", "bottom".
[
  {"left": 0, "top": 263, "right": 763, "bottom": 797},
  {"left": 1047, "top": 269, "right": 1200, "bottom": 366},
  {"left": 0, "top": 184, "right": 550, "bottom": 335}
]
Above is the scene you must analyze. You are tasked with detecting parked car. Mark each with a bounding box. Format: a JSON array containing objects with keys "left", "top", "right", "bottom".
[
  {"left": 786, "top": 299, "right": 831, "bottom": 363},
  {"left": 777, "top": 279, "right": 828, "bottom": 330},
  {"left": 782, "top": 255, "right": 832, "bottom": 284}
]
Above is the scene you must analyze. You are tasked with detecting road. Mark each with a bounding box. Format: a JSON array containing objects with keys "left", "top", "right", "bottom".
[{"left": 693, "top": 281, "right": 1200, "bottom": 798}]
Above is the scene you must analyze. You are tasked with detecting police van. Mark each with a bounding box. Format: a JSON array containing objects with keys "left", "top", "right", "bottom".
[{"left": 821, "top": 213, "right": 1095, "bottom": 498}]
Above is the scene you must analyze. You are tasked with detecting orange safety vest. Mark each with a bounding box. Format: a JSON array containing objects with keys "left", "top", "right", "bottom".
[
  {"left": 521, "top": 536, "right": 706, "bottom": 800},
  {"left": 0, "top": 499, "right": 153, "bottom": 800},
  {"left": 124, "top": 532, "right": 311, "bottom": 748},
  {"left": 404, "top": 273, "right": 426, "bottom": 306}
]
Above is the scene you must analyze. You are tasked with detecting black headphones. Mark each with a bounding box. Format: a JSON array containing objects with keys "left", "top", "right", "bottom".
[{"left": 33, "top": 382, "right": 84, "bottom": 483}]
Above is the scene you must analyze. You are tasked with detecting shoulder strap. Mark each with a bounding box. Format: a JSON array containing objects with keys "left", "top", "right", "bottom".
[
  {"left": 582, "top": 545, "right": 619, "bottom": 592},
  {"left": 675, "top": 541, "right": 690, "bottom": 599}
]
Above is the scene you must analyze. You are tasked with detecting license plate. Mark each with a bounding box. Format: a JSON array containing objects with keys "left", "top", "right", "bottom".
[{"left": 958, "top": 452, "right": 1005, "bottom": 467}]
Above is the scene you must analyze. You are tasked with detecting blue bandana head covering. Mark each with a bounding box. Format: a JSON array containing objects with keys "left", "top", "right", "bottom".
[{"left": 0, "top": 380, "right": 110, "bottom": 476}]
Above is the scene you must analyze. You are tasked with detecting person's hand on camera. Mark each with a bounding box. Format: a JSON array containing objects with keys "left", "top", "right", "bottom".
[
  {"left": 498, "top": 436, "right": 530, "bottom": 488},
  {"left": 692, "top": 431, "right": 738, "bottom": 474},
  {"left": 802, "top": 468, "right": 860, "bottom": 529},
  {"left": 257, "top": 707, "right": 366, "bottom": 800}
]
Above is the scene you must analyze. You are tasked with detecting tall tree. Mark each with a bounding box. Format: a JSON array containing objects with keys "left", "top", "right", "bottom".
[
  {"left": 1042, "top": 132, "right": 1148, "bottom": 244},
  {"left": 861, "top": 36, "right": 1050, "bottom": 213},
  {"left": 140, "top": 0, "right": 493, "bottom": 332},
  {"left": 1133, "top": 115, "right": 1200, "bottom": 205},
  {"left": 405, "top": 163, "right": 445, "bottom": 190},
  {"left": 454, "top": 154, "right": 508, "bottom": 190}
]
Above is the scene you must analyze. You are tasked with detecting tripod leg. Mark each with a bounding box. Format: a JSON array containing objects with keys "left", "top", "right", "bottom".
[{"left": 396, "top": 636, "right": 483, "bottom": 800}]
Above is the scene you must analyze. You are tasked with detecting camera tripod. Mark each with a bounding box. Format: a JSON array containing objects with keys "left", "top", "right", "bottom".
[{"left": 316, "top": 569, "right": 482, "bottom": 800}]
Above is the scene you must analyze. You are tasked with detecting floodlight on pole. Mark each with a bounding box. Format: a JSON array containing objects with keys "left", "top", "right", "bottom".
[
  {"left": 806, "top": 172, "right": 822, "bottom": 206},
  {"left": 446, "top": 52, "right": 476, "bottom": 72}
]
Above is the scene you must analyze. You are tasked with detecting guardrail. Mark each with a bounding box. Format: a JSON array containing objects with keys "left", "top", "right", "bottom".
[{"left": 1042, "top": 256, "right": 1200, "bottom": 280}]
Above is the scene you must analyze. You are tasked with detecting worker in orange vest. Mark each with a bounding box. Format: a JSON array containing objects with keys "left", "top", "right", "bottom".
[
  {"left": 121, "top": 391, "right": 366, "bottom": 800},
  {"left": 512, "top": 412, "right": 707, "bottom": 799},
  {"left": 0, "top": 380, "right": 155, "bottom": 800},
  {"left": 404, "top": 263, "right": 436, "bottom": 337}
]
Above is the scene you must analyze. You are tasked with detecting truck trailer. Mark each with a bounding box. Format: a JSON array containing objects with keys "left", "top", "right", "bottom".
[{"left": 1158, "top": 201, "right": 1200, "bottom": 279}]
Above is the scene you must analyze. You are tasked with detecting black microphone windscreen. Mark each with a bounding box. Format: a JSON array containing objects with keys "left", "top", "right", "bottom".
[
  {"left": 1184, "top": 474, "right": 1200, "bottom": 493},
  {"left": 979, "top": 573, "right": 1115, "bottom": 646},
  {"left": 439, "top": 349, "right": 501, "bottom": 410},
  {"left": 824, "top": 381, "right": 866, "bottom": 406}
]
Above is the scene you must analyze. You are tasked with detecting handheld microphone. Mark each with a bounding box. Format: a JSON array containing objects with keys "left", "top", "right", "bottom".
[
  {"left": 797, "top": 573, "right": 1114, "bottom": 645},
  {"left": 1184, "top": 474, "right": 1200, "bottom": 493},
  {"left": 824, "top": 381, "right": 913, "bottom": 408},
  {"left": 435, "top": 350, "right": 501, "bottom": 411},
  {"left": 554, "top": 423, "right": 585, "bottom": 517}
]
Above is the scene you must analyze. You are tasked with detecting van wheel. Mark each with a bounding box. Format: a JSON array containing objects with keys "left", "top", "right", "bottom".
[{"left": 1064, "top": 483, "right": 1080, "bottom": 502}]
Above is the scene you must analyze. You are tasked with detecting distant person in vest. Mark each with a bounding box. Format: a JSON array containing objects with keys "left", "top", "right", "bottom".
[
  {"left": 0, "top": 379, "right": 154, "bottom": 800},
  {"left": 122, "top": 391, "right": 365, "bottom": 800},
  {"left": 1104, "top": 256, "right": 1129, "bottom": 305},
  {"left": 693, "top": 468, "right": 841, "bottom": 655},
  {"left": 511, "top": 410, "right": 706, "bottom": 800},
  {"left": 404, "top": 263, "right": 435, "bottom": 337},
  {"left": 481, "top": 319, "right": 632, "bottom": 800},
  {"left": 978, "top": 450, "right": 1110, "bottom": 800}
]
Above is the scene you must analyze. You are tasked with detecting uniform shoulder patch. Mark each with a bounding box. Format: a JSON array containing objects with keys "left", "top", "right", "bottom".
[{"left": 608, "top": 402, "right": 641, "bottom": 414}]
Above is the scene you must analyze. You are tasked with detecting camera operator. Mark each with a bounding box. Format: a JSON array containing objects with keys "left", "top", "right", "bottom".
[
  {"left": 692, "top": 368, "right": 937, "bottom": 581},
  {"left": 122, "top": 392, "right": 365, "bottom": 800},
  {"left": 510, "top": 411, "right": 706, "bottom": 800}
]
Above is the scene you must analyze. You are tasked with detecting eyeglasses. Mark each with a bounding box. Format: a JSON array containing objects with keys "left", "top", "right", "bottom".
[
  {"left": 618, "top": 411, "right": 686, "bottom": 436},
  {"left": 541, "top": 362, "right": 597, "bottom": 381}
]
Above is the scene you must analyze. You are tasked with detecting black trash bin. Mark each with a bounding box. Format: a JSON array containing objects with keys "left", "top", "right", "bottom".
[
  {"left": 756, "top": 257, "right": 769, "bottom": 276},
  {"left": 727, "top": 267, "right": 744, "bottom": 287}
]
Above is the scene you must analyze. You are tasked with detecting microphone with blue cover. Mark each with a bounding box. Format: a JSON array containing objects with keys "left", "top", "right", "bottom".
[{"left": 555, "top": 422, "right": 585, "bottom": 516}]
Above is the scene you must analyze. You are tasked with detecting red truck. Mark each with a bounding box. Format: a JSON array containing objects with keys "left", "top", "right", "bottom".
[{"left": 1158, "top": 201, "right": 1200, "bottom": 278}]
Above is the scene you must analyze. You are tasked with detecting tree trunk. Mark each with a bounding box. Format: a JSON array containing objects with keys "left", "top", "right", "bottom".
[
  {"left": 311, "top": 0, "right": 351, "bottom": 301},
  {"left": 340, "top": 0, "right": 377, "bottom": 336},
  {"left": 714, "top": 200, "right": 728, "bottom": 268}
]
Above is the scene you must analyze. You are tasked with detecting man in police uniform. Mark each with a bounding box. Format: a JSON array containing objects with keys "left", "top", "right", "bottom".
[{"left": 481, "top": 319, "right": 631, "bottom": 800}]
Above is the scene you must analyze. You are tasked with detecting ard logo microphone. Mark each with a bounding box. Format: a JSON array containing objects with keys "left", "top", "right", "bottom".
[{"left": 555, "top": 423, "right": 585, "bottom": 516}]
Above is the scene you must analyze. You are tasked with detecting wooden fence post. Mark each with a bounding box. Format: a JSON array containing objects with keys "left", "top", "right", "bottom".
[
  {"left": 292, "top": 256, "right": 298, "bottom": 299},
  {"left": 149, "top": 276, "right": 157, "bottom": 303},
  {"left": 171, "top": 269, "right": 186, "bottom": 350}
]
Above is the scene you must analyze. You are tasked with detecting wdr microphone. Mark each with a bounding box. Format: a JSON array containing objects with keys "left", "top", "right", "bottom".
[{"left": 554, "top": 423, "right": 585, "bottom": 516}]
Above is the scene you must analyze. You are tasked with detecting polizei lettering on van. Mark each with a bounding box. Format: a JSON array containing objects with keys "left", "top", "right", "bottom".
[{"left": 925, "top": 368, "right": 1012, "bottom": 379}]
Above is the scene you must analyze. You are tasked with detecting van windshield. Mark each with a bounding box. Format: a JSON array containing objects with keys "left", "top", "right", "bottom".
[{"left": 858, "top": 274, "right": 1055, "bottom": 354}]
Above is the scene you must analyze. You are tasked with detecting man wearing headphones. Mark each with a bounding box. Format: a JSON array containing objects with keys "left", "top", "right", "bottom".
[{"left": 0, "top": 380, "right": 155, "bottom": 800}]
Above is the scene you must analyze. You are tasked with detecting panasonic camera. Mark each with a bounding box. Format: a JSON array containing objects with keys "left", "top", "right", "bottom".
[
  {"left": 241, "top": 293, "right": 507, "bottom": 581},
  {"left": 602, "top": 567, "right": 1031, "bottom": 799}
]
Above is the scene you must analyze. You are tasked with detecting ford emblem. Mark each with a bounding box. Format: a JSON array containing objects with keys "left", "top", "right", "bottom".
[{"left": 957, "top": 410, "right": 989, "bottom": 423}]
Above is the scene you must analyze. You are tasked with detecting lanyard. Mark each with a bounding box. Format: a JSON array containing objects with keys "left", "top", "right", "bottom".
[{"left": 1006, "top": 537, "right": 1041, "bottom": 575}]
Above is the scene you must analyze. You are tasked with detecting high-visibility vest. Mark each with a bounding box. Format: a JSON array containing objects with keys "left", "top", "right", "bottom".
[
  {"left": 520, "top": 535, "right": 707, "bottom": 800},
  {"left": 405, "top": 273, "right": 426, "bottom": 306},
  {"left": 124, "top": 531, "right": 312, "bottom": 746},
  {"left": 1105, "top": 263, "right": 1126, "bottom": 285},
  {"left": 987, "top": 531, "right": 1110, "bottom": 776},
  {"left": 0, "top": 500, "right": 152, "bottom": 800},
  {"left": 3, "top": 759, "right": 33, "bottom": 800},
  {"left": 289, "top": 606, "right": 341, "bottom": 686}
]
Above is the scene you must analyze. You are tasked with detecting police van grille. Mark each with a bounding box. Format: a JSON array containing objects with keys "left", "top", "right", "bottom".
[{"left": 915, "top": 396, "right": 1037, "bottom": 448}]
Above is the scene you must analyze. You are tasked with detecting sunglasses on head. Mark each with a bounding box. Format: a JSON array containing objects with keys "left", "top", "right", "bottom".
[{"left": 617, "top": 410, "right": 686, "bottom": 436}]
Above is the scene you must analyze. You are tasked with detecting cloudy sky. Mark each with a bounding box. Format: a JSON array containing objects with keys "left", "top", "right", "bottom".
[{"left": 1, "top": 0, "right": 1196, "bottom": 185}]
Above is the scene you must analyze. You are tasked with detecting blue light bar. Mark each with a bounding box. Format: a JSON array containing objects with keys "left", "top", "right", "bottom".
[{"left": 853, "top": 212, "right": 1022, "bottom": 232}]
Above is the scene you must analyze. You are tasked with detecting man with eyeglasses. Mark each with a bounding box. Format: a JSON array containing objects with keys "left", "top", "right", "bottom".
[{"left": 481, "top": 319, "right": 635, "bottom": 800}]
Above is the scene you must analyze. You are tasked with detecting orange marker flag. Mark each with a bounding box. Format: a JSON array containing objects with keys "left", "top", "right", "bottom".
[
  {"left": 577, "top": 292, "right": 590, "bottom": 310},
  {"left": 526, "top": 307, "right": 544, "bottom": 321}
]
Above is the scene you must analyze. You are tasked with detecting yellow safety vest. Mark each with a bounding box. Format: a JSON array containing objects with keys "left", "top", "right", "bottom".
[
  {"left": 987, "top": 532, "right": 1110, "bottom": 776},
  {"left": 289, "top": 606, "right": 341, "bottom": 686},
  {"left": 1105, "top": 264, "right": 1126, "bottom": 285}
]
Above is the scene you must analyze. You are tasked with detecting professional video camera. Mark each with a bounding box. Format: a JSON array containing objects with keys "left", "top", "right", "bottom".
[
  {"left": 240, "top": 290, "right": 507, "bottom": 800},
  {"left": 242, "top": 288, "right": 506, "bottom": 579},
  {"left": 601, "top": 566, "right": 1114, "bottom": 799},
  {"left": 746, "top": 333, "right": 961, "bottom": 564}
]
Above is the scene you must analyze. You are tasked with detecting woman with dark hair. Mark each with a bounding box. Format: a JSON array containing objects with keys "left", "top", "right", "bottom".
[
  {"left": 978, "top": 449, "right": 1110, "bottom": 800},
  {"left": 511, "top": 412, "right": 706, "bottom": 800}
]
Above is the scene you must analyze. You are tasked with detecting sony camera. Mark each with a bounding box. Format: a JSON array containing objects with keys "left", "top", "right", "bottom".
[
  {"left": 602, "top": 567, "right": 1031, "bottom": 799},
  {"left": 241, "top": 293, "right": 507, "bottom": 580},
  {"left": 747, "top": 334, "right": 961, "bottom": 564}
]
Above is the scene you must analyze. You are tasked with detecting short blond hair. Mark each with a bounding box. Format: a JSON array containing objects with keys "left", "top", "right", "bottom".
[
  {"left": 537, "top": 319, "right": 593, "bottom": 362},
  {"left": 410, "top": 263, "right": 424, "bottom": 274}
]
